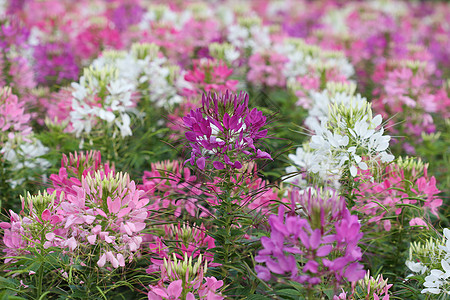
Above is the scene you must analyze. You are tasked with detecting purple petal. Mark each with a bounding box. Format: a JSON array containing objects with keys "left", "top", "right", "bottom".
[
  {"left": 309, "top": 229, "right": 322, "bottom": 250},
  {"left": 267, "top": 259, "right": 285, "bottom": 274},
  {"left": 255, "top": 265, "right": 271, "bottom": 281},
  {"left": 344, "top": 263, "right": 365, "bottom": 282},
  {"left": 256, "top": 149, "right": 272, "bottom": 160},
  {"left": 213, "top": 161, "right": 225, "bottom": 170},
  {"left": 303, "top": 260, "right": 319, "bottom": 274},
  {"left": 316, "top": 245, "right": 333, "bottom": 257},
  {"left": 196, "top": 157, "right": 206, "bottom": 170}
]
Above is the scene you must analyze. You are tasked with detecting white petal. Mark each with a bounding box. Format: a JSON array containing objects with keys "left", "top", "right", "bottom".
[
  {"left": 350, "top": 165, "right": 357, "bottom": 177},
  {"left": 359, "top": 162, "right": 368, "bottom": 170},
  {"left": 372, "top": 114, "right": 382, "bottom": 127}
]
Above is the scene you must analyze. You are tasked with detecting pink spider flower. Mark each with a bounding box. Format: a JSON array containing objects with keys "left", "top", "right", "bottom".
[
  {"left": 184, "top": 59, "right": 238, "bottom": 96},
  {"left": 354, "top": 161, "right": 443, "bottom": 230},
  {"left": 148, "top": 253, "right": 224, "bottom": 300},
  {"left": 0, "top": 191, "right": 66, "bottom": 262},
  {"left": 0, "top": 87, "right": 32, "bottom": 142},
  {"left": 140, "top": 160, "right": 209, "bottom": 218},
  {"left": 146, "top": 222, "right": 217, "bottom": 278},
  {"left": 247, "top": 51, "right": 288, "bottom": 87},
  {"left": 48, "top": 150, "right": 114, "bottom": 200},
  {"left": 38, "top": 88, "right": 73, "bottom": 127},
  {"left": 163, "top": 222, "right": 216, "bottom": 262},
  {"left": 8, "top": 56, "right": 36, "bottom": 95},
  {"left": 58, "top": 171, "right": 149, "bottom": 268},
  {"left": 74, "top": 23, "right": 123, "bottom": 61}
]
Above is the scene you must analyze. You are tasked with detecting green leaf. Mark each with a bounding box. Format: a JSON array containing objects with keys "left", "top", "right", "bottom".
[
  {"left": 395, "top": 203, "right": 421, "bottom": 210},
  {"left": 276, "top": 288, "right": 303, "bottom": 299},
  {"left": 371, "top": 200, "right": 389, "bottom": 213},
  {"left": 246, "top": 295, "right": 273, "bottom": 300},
  {"left": 0, "top": 293, "right": 28, "bottom": 300},
  {"left": 0, "top": 277, "right": 19, "bottom": 289}
]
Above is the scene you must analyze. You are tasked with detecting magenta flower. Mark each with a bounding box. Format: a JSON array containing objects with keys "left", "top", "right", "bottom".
[
  {"left": 183, "top": 91, "right": 271, "bottom": 171},
  {"left": 148, "top": 280, "right": 183, "bottom": 300},
  {"left": 108, "top": 1, "right": 144, "bottom": 32},
  {"left": 255, "top": 189, "right": 365, "bottom": 289},
  {"left": 48, "top": 150, "right": 114, "bottom": 201},
  {"left": 33, "top": 42, "right": 79, "bottom": 85},
  {"left": 184, "top": 59, "right": 238, "bottom": 96}
]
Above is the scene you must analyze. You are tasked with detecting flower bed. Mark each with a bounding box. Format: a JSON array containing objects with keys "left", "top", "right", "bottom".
[{"left": 0, "top": 1, "right": 449, "bottom": 299}]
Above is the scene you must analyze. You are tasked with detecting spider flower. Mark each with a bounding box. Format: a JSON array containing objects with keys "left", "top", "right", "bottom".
[
  {"left": 148, "top": 253, "right": 224, "bottom": 300},
  {"left": 255, "top": 188, "right": 365, "bottom": 288},
  {"left": 183, "top": 91, "right": 271, "bottom": 171},
  {"left": 48, "top": 150, "right": 114, "bottom": 200},
  {"left": 60, "top": 171, "right": 149, "bottom": 268},
  {"left": 184, "top": 59, "right": 238, "bottom": 96},
  {"left": 0, "top": 87, "right": 32, "bottom": 143}
]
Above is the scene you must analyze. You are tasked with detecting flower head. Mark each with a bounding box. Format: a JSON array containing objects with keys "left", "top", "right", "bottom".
[{"left": 184, "top": 91, "right": 271, "bottom": 171}]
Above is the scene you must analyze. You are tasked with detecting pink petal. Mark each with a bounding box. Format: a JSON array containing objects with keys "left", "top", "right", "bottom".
[
  {"left": 97, "top": 253, "right": 106, "bottom": 267},
  {"left": 41, "top": 209, "right": 51, "bottom": 222},
  {"left": 167, "top": 280, "right": 182, "bottom": 298},
  {"left": 87, "top": 235, "right": 97, "bottom": 245}
]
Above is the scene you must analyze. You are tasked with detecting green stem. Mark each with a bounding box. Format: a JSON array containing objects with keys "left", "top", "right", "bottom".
[
  {"left": 180, "top": 277, "right": 188, "bottom": 300},
  {"left": 36, "top": 234, "right": 45, "bottom": 299},
  {"left": 36, "top": 265, "right": 43, "bottom": 299}
]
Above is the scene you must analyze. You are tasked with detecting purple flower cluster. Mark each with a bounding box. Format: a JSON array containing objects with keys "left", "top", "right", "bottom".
[
  {"left": 255, "top": 188, "right": 365, "bottom": 287},
  {"left": 109, "top": 1, "right": 145, "bottom": 32},
  {"left": 33, "top": 42, "right": 79, "bottom": 85},
  {"left": 183, "top": 91, "right": 271, "bottom": 171}
]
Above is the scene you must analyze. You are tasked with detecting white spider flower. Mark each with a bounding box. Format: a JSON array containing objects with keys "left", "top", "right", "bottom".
[{"left": 292, "top": 83, "right": 395, "bottom": 182}]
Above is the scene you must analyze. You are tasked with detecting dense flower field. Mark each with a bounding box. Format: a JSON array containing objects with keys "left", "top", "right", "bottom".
[{"left": 0, "top": 0, "right": 449, "bottom": 299}]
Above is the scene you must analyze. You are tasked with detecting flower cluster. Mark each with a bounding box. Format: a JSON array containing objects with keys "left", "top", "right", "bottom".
[
  {"left": 287, "top": 82, "right": 394, "bottom": 187},
  {"left": 2, "top": 150, "right": 148, "bottom": 270},
  {"left": 0, "top": 1, "right": 448, "bottom": 299},
  {"left": 334, "top": 271, "right": 393, "bottom": 300},
  {"left": 372, "top": 61, "right": 450, "bottom": 152},
  {"left": 227, "top": 16, "right": 271, "bottom": 54},
  {"left": 0, "top": 87, "right": 50, "bottom": 187},
  {"left": 184, "top": 91, "right": 271, "bottom": 171},
  {"left": 140, "top": 160, "right": 208, "bottom": 218},
  {"left": 70, "top": 65, "right": 136, "bottom": 138},
  {"left": 148, "top": 253, "right": 224, "bottom": 300},
  {"left": 60, "top": 171, "right": 149, "bottom": 268},
  {"left": 406, "top": 228, "right": 450, "bottom": 296},
  {"left": 69, "top": 42, "right": 188, "bottom": 138},
  {"left": 0, "top": 87, "right": 32, "bottom": 143},
  {"left": 49, "top": 150, "right": 115, "bottom": 199},
  {"left": 354, "top": 156, "right": 442, "bottom": 231},
  {"left": 184, "top": 59, "right": 238, "bottom": 96},
  {"left": 278, "top": 38, "right": 354, "bottom": 107},
  {"left": 247, "top": 51, "right": 288, "bottom": 87},
  {"left": 255, "top": 189, "right": 365, "bottom": 288},
  {"left": 0, "top": 191, "right": 63, "bottom": 261},
  {"left": 33, "top": 41, "right": 79, "bottom": 85}
]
